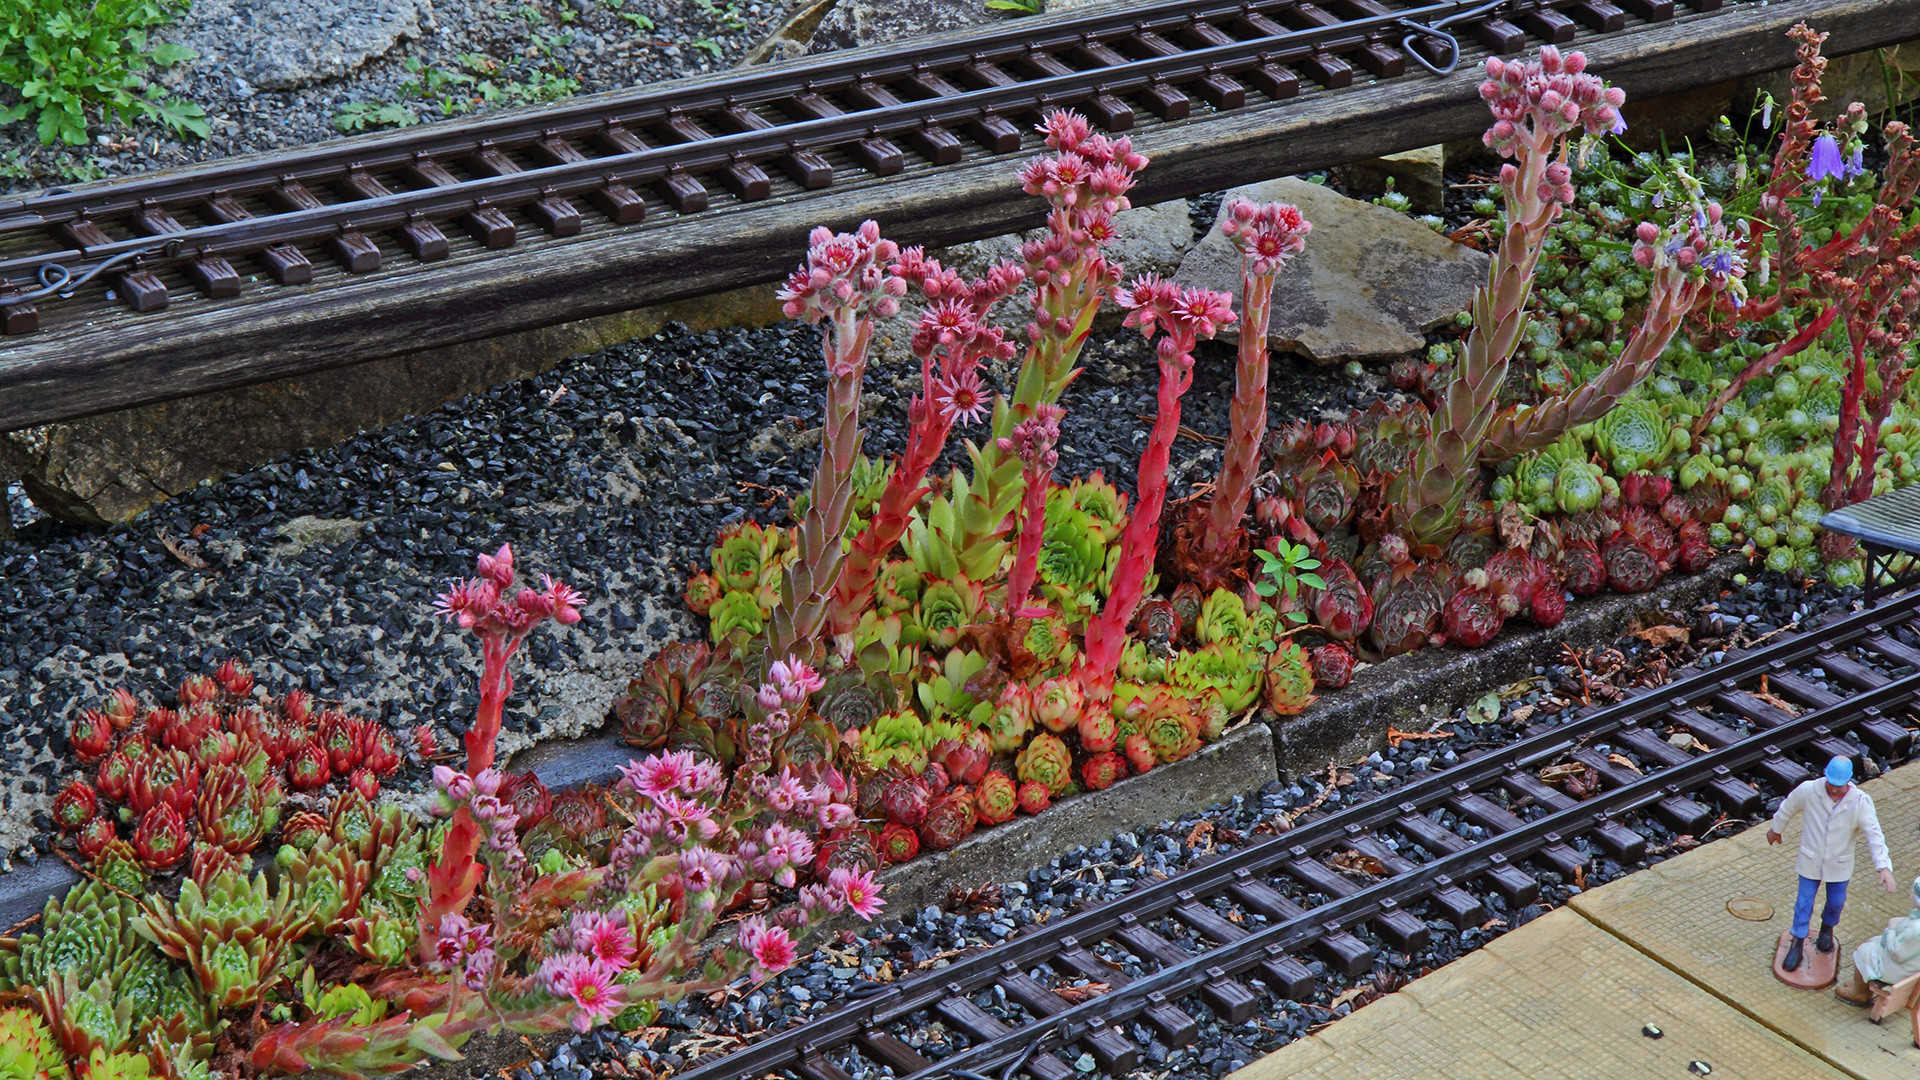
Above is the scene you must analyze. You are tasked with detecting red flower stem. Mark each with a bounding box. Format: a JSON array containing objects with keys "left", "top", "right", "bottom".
[
  {"left": 1823, "top": 334, "right": 1871, "bottom": 511},
  {"left": 1692, "top": 306, "right": 1838, "bottom": 435},
  {"left": 1204, "top": 266, "right": 1275, "bottom": 551},
  {"left": 1085, "top": 346, "right": 1195, "bottom": 682},
  {"left": 827, "top": 356, "right": 955, "bottom": 636},
  {"left": 464, "top": 637, "right": 515, "bottom": 775},
  {"left": 1004, "top": 463, "right": 1051, "bottom": 614},
  {"left": 417, "top": 804, "right": 485, "bottom": 964}
]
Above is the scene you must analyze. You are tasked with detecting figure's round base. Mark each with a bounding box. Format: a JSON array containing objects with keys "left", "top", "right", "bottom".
[{"left": 1774, "top": 929, "right": 1841, "bottom": 990}]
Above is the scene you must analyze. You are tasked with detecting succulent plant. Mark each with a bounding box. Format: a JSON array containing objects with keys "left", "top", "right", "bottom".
[
  {"left": 90, "top": 842, "right": 147, "bottom": 894},
  {"left": 79, "top": 1047, "right": 150, "bottom": 1080},
  {"left": 193, "top": 764, "right": 280, "bottom": 855},
  {"left": 1035, "top": 505, "right": 1109, "bottom": 615},
  {"left": 53, "top": 782, "right": 98, "bottom": 832},
  {"left": 1031, "top": 677, "right": 1083, "bottom": 734},
  {"left": 127, "top": 749, "right": 197, "bottom": 820},
  {"left": 1117, "top": 641, "right": 1171, "bottom": 685},
  {"left": 1195, "top": 588, "right": 1254, "bottom": 646},
  {"left": 913, "top": 649, "right": 994, "bottom": 727},
  {"left": 1123, "top": 732, "right": 1156, "bottom": 775},
  {"left": 136, "top": 869, "right": 309, "bottom": 1010},
  {"left": 1132, "top": 598, "right": 1181, "bottom": 644},
  {"left": 918, "top": 786, "right": 978, "bottom": 851},
  {"left": 707, "top": 591, "right": 766, "bottom": 646},
  {"left": 908, "top": 577, "right": 984, "bottom": 653},
  {"left": 1529, "top": 581, "right": 1567, "bottom": 627},
  {"left": 1368, "top": 561, "right": 1452, "bottom": 658},
  {"left": 1126, "top": 691, "right": 1202, "bottom": 764},
  {"left": 881, "top": 777, "right": 931, "bottom": 827},
  {"left": 75, "top": 819, "right": 113, "bottom": 862},
  {"left": 1014, "top": 733, "right": 1074, "bottom": 797},
  {"left": 1309, "top": 643, "right": 1354, "bottom": 690},
  {"left": 857, "top": 711, "right": 931, "bottom": 776},
  {"left": 1298, "top": 454, "right": 1359, "bottom": 534},
  {"left": 0, "top": 1005, "right": 67, "bottom": 1080},
  {"left": 1080, "top": 752, "right": 1126, "bottom": 791},
  {"left": 982, "top": 683, "right": 1035, "bottom": 755},
  {"left": 930, "top": 729, "right": 991, "bottom": 788},
  {"left": 1, "top": 883, "right": 141, "bottom": 997},
  {"left": 1444, "top": 569, "right": 1508, "bottom": 648},
  {"left": 69, "top": 711, "right": 113, "bottom": 765},
  {"left": 614, "top": 642, "right": 739, "bottom": 754},
  {"left": 875, "top": 822, "right": 920, "bottom": 864},
  {"left": 1595, "top": 399, "right": 1669, "bottom": 475},
  {"left": 974, "top": 772, "right": 1018, "bottom": 825},
  {"left": 1076, "top": 708, "right": 1118, "bottom": 753},
  {"left": 1012, "top": 612, "right": 1078, "bottom": 678},
  {"left": 281, "top": 739, "right": 329, "bottom": 792},
  {"left": 1263, "top": 640, "right": 1317, "bottom": 716},
  {"left": 1016, "top": 781, "right": 1051, "bottom": 815},
  {"left": 711, "top": 520, "right": 780, "bottom": 592},
  {"left": 1308, "top": 557, "right": 1372, "bottom": 642},
  {"left": 1559, "top": 537, "right": 1607, "bottom": 595},
  {"left": 279, "top": 836, "right": 370, "bottom": 936},
  {"left": 1172, "top": 642, "right": 1261, "bottom": 713},
  {"left": 131, "top": 806, "right": 188, "bottom": 871}
]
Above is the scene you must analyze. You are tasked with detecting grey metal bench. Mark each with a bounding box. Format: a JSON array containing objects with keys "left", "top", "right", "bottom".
[{"left": 1821, "top": 486, "right": 1920, "bottom": 604}]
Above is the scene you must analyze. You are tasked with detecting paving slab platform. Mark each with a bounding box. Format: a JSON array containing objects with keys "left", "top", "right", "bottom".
[{"left": 1232, "top": 761, "right": 1920, "bottom": 1080}]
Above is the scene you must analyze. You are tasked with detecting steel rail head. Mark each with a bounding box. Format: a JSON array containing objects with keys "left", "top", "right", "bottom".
[
  {"left": 665, "top": 589, "right": 1920, "bottom": 1080},
  {"left": 918, "top": 661, "right": 1920, "bottom": 1080}
]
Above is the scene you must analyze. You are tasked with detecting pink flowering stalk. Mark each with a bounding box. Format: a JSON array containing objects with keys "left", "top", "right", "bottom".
[
  {"left": 770, "top": 221, "right": 907, "bottom": 661},
  {"left": 433, "top": 543, "right": 585, "bottom": 775},
  {"left": 422, "top": 543, "right": 582, "bottom": 960},
  {"left": 1082, "top": 279, "right": 1235, "bottom": 690},
  {"left": 826, "top": 252, "right": 1025, "bottom": 636},
  {"left": 1204, "top": 199, "right": 1311, "bottom": 555},
  {"left": 1392, "top": 46, "right": 1627, "bottom": 546},
  {"left": 1481, "top": 176, "right": 1743, "bottom": 460},
  {"left": 999, "top": 404, "right": 1064, "bottom": 617},
  {"left": 956, "top": 110, "right": 1147, "bottom": 556}
]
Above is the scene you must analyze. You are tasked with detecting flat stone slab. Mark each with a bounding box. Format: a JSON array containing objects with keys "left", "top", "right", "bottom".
[
  {"left": 1174, "top": 176, "right": 1487, "bottom": 363},
  {"left": 1776, "top": 928, "right": 1843, "bottom": 990},
  {"left": 1232, "top": 905, "right": 1850, "bottom": 1080},
  {"left": 1574, "top": 762, "right": 1920, "bottom": 1078}
]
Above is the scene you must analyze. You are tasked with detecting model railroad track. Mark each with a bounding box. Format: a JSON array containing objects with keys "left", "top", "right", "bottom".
[
  {"left": 1, "top": 0, "right": 1917, "bottom": 433},
  {"left": 661, "top": 590, "right": 1920, "bottom": 1080}
]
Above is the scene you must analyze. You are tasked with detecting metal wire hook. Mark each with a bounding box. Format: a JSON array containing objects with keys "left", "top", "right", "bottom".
[
  {"left": 6, "top": 246, "right": 160, "bottom": 305},
  {"left": 1395, "top": 0, "right": 1511, "bottom": 77}
]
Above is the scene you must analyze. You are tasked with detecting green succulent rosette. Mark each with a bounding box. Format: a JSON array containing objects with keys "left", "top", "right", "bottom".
[
  {"left": 1014, "top": 733, "right": 1075, "bottom": 797},
  {"left": 1173, "top": 642, "right": 1260, "bottom": 713},
  {"left": 1195, "top": 588, "right": 1252, "bottom": 646},
  {"left": 706, "top": 590, "right": 766, "bottom": 645}
]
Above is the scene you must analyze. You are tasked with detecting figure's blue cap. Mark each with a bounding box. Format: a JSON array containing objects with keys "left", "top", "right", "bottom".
[{"left": 1826, "top": 756, "right": 1854, "bottom": 786}]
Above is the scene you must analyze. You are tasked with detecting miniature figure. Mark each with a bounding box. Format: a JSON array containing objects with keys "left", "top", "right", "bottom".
[
  {"left": 1767, "top": 756, "right": 1896, "bottom": 975},
  {"left": 1837, "top": 875, "right": 1920, "bottom": 1005}
]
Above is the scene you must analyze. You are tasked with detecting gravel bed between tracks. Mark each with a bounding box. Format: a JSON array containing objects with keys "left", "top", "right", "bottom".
[{"left": 467, "top": 575, "right": 1874, "bottom": 1080}]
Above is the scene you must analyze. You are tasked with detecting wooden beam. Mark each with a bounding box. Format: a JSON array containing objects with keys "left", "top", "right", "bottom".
[{"left": 3, "top": 0, "right": 1917, "bottom": 433}]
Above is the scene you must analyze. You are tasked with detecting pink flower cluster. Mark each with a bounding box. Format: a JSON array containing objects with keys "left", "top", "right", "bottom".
[
  {"left": 536, "top": 912, "right": 637, "bottom": 1032},
  {"left": 433, "top": 544, "right": 584, "bottom": 639},
  {"left": 736, "top": 917, "right": 799, "bottom": 981},
  {"left": 1221, "top": 199, "right": 1311, "bottom": 276},
  {"left": 432, "top": 766, "right": 529, "bottom": 865},
  {"left": 432, "top": 913, "right": 497, "bottom": 990},
  {"left": 889, "top": 250, "right": 1027, "bottom": 430},
  {"left": 799, "top": 866, "right": 885, "bottom": 922},
  {"left": 1116, "top": 274, "right": 1237, "bottom": 361},
  {"left": 755, "top": 656, "right": 826, "bottom": 712},
  {"left": 1631, "top": 198, "right": 1748, "bottom": 303},
  {"left": 777, "top": 220, "right": 909, "bottom": 335},
  {"left": 997, "top": 403, "right": 1063, "bottom": 473},
  {"left": 1016, "top": 110, "right": 1147, "bottom": 342},
  {"left": 1479, "top": 46, "right": 1626, "bottom": 160}
]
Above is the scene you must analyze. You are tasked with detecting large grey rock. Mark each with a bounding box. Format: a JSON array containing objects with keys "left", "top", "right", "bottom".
[
  {"left": 808, "top": 0, "right": 1119, "bottom": 52},
  {"left": 160, "top": 0, "right": 435, "bottom": 90},
  {"left": 1174, "top": 176, "right": 1487, "bottom": 363},
  {"left": 865, "top": 198, "right": 1194, "bottom": 371}
]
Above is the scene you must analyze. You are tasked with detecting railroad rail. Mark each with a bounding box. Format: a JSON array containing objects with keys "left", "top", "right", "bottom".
[
  {"left": 664, "top": 589, "right": 1920, "bottom": 1080},
  {"left": 2, "top": 0, "right": 1918, "bottom": 433}
]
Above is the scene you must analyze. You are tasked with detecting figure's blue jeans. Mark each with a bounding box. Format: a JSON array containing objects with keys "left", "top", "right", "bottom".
[{"left": 1792, "top": 875, "right": 1849, "bottom": 939}]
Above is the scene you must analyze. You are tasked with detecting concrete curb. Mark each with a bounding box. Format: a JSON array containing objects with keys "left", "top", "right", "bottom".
[{"left": 1269, "top": 558, "right": 1743, "bottom": 778}]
